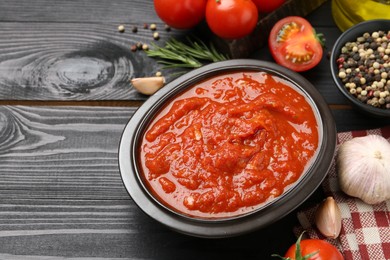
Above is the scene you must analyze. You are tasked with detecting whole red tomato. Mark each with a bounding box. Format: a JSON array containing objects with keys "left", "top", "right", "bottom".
[
  {"left": 284, "top": 239, "right": 344, "bottom": 260},
  {"left": 268, "top": 16, "right": 324, "bottom": 72},
  {"left": 252, "top": 0, "right": 285, "bottom": 13},
  {"left": 154, "top": 0, "right": 207, "bottom": 29},
  {"left": 273, "top": 233, "right": 344, "bottom": 260},
  {"left": 205, "top": 0, "right": 258, "bottom": 39}
]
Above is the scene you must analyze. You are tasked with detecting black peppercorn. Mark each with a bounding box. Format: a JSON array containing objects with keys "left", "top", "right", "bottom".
[{"left": 353, "top": 53, "right": 360, "bottom": 61}]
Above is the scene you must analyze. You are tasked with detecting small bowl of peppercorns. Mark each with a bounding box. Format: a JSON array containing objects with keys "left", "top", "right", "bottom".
[{"left": 330, "top": 19, "right": 390, "bottom": 117}]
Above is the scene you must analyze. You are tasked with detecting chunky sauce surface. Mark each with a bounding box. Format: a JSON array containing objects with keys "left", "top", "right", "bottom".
[{"left": 139, "top": 71, "right": 319, "bottom": 218}]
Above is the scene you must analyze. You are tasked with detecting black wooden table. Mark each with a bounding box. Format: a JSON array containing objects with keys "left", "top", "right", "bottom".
[{"left": 1, "top": 1, "right": 389, "bottom": 259}]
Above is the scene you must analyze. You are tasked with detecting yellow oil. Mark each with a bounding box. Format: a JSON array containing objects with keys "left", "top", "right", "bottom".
[{"left": 332, "top": 0, "right": 390, "bottom": 31}]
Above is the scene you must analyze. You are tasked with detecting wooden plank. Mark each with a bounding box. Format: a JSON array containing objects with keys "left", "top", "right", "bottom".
[
  {"left": 0, "top": 0, "right": 187, "bottom": 101},
  {"left": 0, "top": 21, "right": 346, "bottom": 103},
  {"left": 0, "top": 197, "right": 152, "bottom": 258},
  {"left": 0, "top": 1, "right": 388, "bottom": 259},
  {"left": 332, "top": 108, "right": 390, "bottom": 132},
  {"left": 0, "top": 209, "right": 298, "bottom": 259},
  {"left": 0, "top": 105, "right": 309, "bottom": 258},
  {"left": 0, "top": 105, "right": 135, "bottom": 199},
  {"left": 0, "top": 0, "right": 344, "bottom": 102},
  {"left": 0, "top": 105, "right": 170, "bottom": 258},
  {"left": 0, "top": 22, "right": 185, "bottom": 100},
  {"left": 0, "top": 0, "right": 158, "bottom": 23},
  {"left": 0, "top": 106, "right": 388, "bottom": 258}
]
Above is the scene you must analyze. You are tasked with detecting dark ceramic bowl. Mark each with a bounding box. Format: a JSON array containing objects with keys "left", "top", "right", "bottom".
[
  {"left": 119, "top": 59, "right": 336, "bottom": 238},
  {"left": 330, "top": 19, "right": 390, "bottom": 117}
]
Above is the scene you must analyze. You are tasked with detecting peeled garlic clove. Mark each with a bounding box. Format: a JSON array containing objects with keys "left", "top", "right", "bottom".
[
  {"left": 315, "top": 196, "right": 342, "bottom": 239},
  {"left": 131, "top": 76, "right": 165, "bottom": 95},
  {"left": 337, "top": 135, "right": 390, "bottom": 204}
]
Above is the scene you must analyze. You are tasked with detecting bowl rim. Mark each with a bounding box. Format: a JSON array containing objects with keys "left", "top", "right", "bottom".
[
  {"left": 330, "top": 19, "right": 390, "bottom": 117},
  {"left": 119, "top": 59, "right": 337, "bottom": 238}
]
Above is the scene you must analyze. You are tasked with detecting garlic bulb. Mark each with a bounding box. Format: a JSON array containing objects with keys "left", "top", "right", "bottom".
[
  {"left": 315, "top": 196, "right": 342, "bottom": 239},
  {"left": 337, "top": 134, "right": 390, "bottom": 204}
]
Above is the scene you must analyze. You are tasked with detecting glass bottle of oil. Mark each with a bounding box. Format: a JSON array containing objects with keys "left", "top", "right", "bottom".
[{"left": 332, "top": 0, "right": 390, "bottom": 31}]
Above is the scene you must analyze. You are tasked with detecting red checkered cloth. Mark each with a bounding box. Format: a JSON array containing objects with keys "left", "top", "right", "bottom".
[{"left": 295, "top": 126, "right": 390, "bottom": 260}]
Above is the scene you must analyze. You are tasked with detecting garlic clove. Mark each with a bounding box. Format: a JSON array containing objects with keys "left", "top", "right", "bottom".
[
  {"left": 337, "top": 135, "right": 390, "bottom": 204},
  {"left": 315, "top": 196, "right": 342, "bottom": 239},
  {"left": 131, "top": 76, "right": 165, "bottom": 95}
]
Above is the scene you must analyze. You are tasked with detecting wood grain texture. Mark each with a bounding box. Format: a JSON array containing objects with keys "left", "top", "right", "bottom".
[
  {"left": 0, "top": 22, "right": 185, "bottom": 101},
  {"left": 0, "top": 105, "right": 301, "bottom": 259},
  {"left": 0, "top": 0, "right": 158, "bottom": 23},
  {"left": 0, "top": 0, "right": 171, "bottom": 101},
  {"left": 0, "top": 105, "right": 135, "bottom": 199},
  {"left": 0, "top": 105, "right": 142, "bottom": 258},
  {"left": 0, "top": 0, "right": 342, "bottom": 103},
  {"left": 0, "top": 106, "right": 389, "bottom": 259},
  {"left": 0, "top": 0, "right": 344, "bottom": 103},
  {"left": 1, "top": 1, "right": 390, "bottom": 259}
]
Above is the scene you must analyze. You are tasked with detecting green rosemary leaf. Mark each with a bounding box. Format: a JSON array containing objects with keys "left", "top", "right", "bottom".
[
  {"left": 146, "top": 42, "right": 201, "bottom": 68},
  {"left": 145, "top": 36, "right": 228, "bottom": 69},
  {"left": 157, "top": 60, "right": 202, "bottom": 68}
]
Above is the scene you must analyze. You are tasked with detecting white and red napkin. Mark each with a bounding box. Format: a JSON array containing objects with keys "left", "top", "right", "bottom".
[{"left": 294, "top": 126, "right": 390, "bottom": 260}]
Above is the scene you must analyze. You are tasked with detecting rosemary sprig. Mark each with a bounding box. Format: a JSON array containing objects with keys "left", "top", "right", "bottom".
[
  {"left": 145, "top": 36, "right": 229, "bottom": 69},
  {"left": 146, "top": 43, "right": 202, "bottom": 68}
]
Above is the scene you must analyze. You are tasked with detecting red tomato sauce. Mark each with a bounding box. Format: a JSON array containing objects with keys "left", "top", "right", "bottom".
[{"left": 139, "top": 71, "right": 319, "bottom": 219}]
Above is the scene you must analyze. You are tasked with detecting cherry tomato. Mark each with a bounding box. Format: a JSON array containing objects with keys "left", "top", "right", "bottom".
[
  {"left": 284, "top": 239, "right": 344, "bottom": 260},
  {"left": 154, "top": 0, "right": 207, "bottom": 29},
  {"left": 268, "top": 16, "right": 324, "bottom": 72},
  {"left": 251, "top": 0, "right": 285, "bottom": 13},
  {"left": 205, "top": 0, "right": 258, "bottom": 39},
  {"left": 273, "top": 233, "right": 344, "bottom": 260}
]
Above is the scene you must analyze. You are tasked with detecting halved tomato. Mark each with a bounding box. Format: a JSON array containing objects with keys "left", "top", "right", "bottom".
[{"left": 268, "top": 16, "right": 324, "bottom": 72}]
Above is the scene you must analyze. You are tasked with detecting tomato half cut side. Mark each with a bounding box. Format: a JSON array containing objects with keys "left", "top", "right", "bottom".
[{"left": 268, "top": 16, "right": 323, "bottom": 72}]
